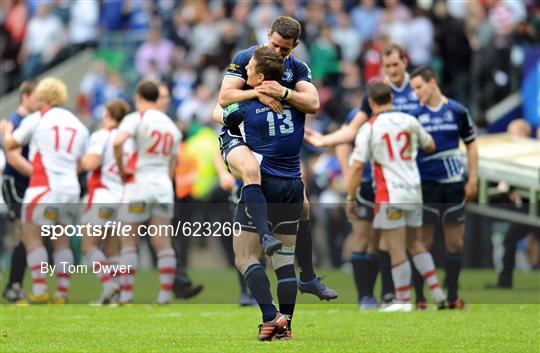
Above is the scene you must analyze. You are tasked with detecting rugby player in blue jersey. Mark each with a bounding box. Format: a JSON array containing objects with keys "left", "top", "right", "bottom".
[
  {"left": 216, "top": 47, "right": 305, "bottom": 341},
  {"left": 213, "top": 16, "right": 337, "bottom": 301},
  {"left": 410, "top": 66, "right": 479, "bottom": 309},
  {"left": 2, "top": 81, "right": 37, "bottom": 302}
]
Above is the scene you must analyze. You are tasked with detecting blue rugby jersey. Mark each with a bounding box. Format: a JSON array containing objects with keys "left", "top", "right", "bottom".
[
  {"left": 221, "top": 45, "right": 312, "bottom": 137},
  {"left": 413, "top": 97, "right": 476, "bottom": 182},
  {"left": 223, "top": 101, "right": 305, "bottom": 178},
  {"left": 3, "top": 111, "right": 30, "bottom": 187}
]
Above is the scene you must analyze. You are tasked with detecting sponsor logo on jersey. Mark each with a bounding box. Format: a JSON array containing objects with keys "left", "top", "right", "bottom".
[
  {"left": 418, "top": 114, "right": 430, "bottom": 125},
  {"left": 408, "top": 91, "right": 418, "bottom": 101},
  {"left": 228, "top": 63, "right": 240, "bottom": 72},
  {"left": 44, "top": 207, "right": 60, "bottom": 221},
  {"left": 444, "top": 110, "right": 454, "bottom": 122},
  {"left": 98, "top": 207, "right": 115, "bottom": 220},
  {"left": 128, "top": 202, "right": 146, "bottom": 214},
  {"left": 386, "top": 207, "right": 402, "bottom": 220}
]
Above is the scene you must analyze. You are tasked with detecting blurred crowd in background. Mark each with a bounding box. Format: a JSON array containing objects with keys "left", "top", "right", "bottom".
[{"left": 1, "top": 0, "right": 539, "bottom": 270}]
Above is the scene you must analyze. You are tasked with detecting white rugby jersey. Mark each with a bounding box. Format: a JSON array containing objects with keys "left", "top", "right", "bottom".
[
  {"left": 351, "top": 110, "right": 433, "bottom": 206},
  {"left": 118, "top": 108, "right": 181, "bottom": 182},
  {"left": 86, "top": 128, "right": 134, "bottom": 194},
  {"left": 12, "top": 107, "right": 89, "bottom": 194}
]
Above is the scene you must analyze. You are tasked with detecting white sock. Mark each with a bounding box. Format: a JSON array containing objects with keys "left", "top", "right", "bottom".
[
  {"left": 88, "top": 247, "right": 115, "bottom": 291},
  {"left": 156, "top": 248, "right": 176, "bottom": 304},
  {"left": 119, "top": 247, "right": 138, "bottom": 303},
  {"left": 392, "top": 261, "right": 411, "bottom": 303},
  {"left": 54, "top": 248, "right": 74, "bottom": 298},
  {"left": 413, "top": 252, "right": 446, "bottom": 302},
  {"left": 27, "top": 247, "right": 48, "bottom": 295}
]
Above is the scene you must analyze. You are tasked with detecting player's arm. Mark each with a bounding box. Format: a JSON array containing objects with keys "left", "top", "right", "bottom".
[
  {"left": 80, "top": 130, "right": 105, "bottom": 171},
  {"left": 219, "top": 76, "right": 283, "bottom": 113},
  {"left": 255, "top": 80, "right": 319, "bottom": 114},
  {"left": 459, "top": 107, "right": 479, "bottom": 202},
  {"left": 113, "top": 130, "right": 131, "bottom": 179},
  {"left": 464, "top": 140, "right": 478, "bottom": 202},
  {"left": 212, "top": 104, "right": 224, "bottom": 125},
  {"left": 305, "top": 110, "right": 368, "bottom": 148},
  {"left": 347, "top": 160, "right": 364, "bottom": 201},
  {"left": 4, "top": 148, "right": 32, "bottom": 176},
  {"left": 1, "top": 114, "right": 36, "bottom": 151}
]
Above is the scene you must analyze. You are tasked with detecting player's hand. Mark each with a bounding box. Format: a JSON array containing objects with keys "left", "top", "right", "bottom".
[
  {"left": 256, "top": 81, "right": 285, "bottom": 99},
  {"left": 119, "top": 168, "right": 134, "bottom": 183},
  {"left": 0, "top": 120, "right": 14, "bottom": 136},
  {"left": 464, "top": 179, "right": 477, "bottom": 202},
  {"left": 219, "top": 172, "right": 236, "bottom": 191},
  {"left": 256, "top": 92, "right": 283, "bottom": 113},
  {"left": 304, "top": 127, "right": 324, "bottom": 147},
  {"left": 345, "top": 199, "right": 357, "bottom": 220}
]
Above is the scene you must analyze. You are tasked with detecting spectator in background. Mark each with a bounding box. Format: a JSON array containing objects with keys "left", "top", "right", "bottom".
[
  {"left": 350, "top": 0, "right": 381, "bottom": 44},
  {"left": 100, "top": 0, "right": 125, "bottom": 31},
  {"left": 404, "top": 7, "right": 433, "bottom": 67},
  {"left": 332, "top": 11, "right": 361, "bottom": 63},
  {"left": 19, "top": 2, "right": 66, "bottom": 80},
  {"left": 68, "top": 0, "right": 99, "bottom": 50},
  {"left": 135, "top": 26, "right": 175, "bottom": 78},
  {"left": 377, "top": 0, "right": 411, "bottom": 47},
  {"left": 486, "top": 119, "right": 539, "bottom": 289},
  {"left": 2, "top": 0, "right": 28, "bottom": 92},
  {"left": 309, "top": 26, "right": 342, "bottom": 86},
  {"left": 125, "top": 0, "right": 153, "bottom": 33},
  {"left": 176, "top": 84, "right": 214, "bottom": 133}
]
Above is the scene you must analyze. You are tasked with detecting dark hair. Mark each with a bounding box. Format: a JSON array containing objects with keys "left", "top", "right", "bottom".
[
  {"left": 411, "top": 66, "right": 437, "bottom": 83},
  {"left": 367, "top": 81, "right": 392, "bottom": 105},
  {"left": 270, "top": 16, "right": 301, "bottom": 42},
  {"left": 136, "top": 80, "right": 159, "bottom": 102},
  {"left": 253, "top": 47, "right": 284, "bottom": 82},
  {"left": 106, "top": 99, "right": 131, "bottom": 123},
  {"left": 19, "top": 80, "right": 35, "bottom": 100},
  {"left": 382, "top": 43, "right": 406, "bottom": 60}
]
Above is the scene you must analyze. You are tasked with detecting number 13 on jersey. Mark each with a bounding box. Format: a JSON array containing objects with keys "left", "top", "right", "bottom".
[{"left": 266, "top": 109, "right": 294, "bottom": 137}]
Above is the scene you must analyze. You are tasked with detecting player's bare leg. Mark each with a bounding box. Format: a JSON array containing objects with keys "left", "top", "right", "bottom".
[
  {"left": 233, "top": 231, "right": 287, "bottom": 341},
  {"left": 118, "top": 223, "right": 140, "bottom": 304},
  {"left": 297, "top": 191, "right": 338, "bottom": 300},
  {"left": 148, "top": 216, "right": 176, "bottom": 304},
  {"left": 22, "top": 222, "right": 51, "bottom": 303},
  {"left": 443, "top": 223, "right": 466, "bottom": 309},
  {"left": 49, "top": 228, "right": 74, "bottom": 304},
  {"left": 226, "top": 146, "right": 282, "bottom": 255},
  {"left": 82, "top": 228, "right": 120, "bottom": 304},
  {"left": 407, "top": 227, "right": 446, "bottom": 308},
  {"left": 380, "top": 227, "right": 413, "bottom": 312}
]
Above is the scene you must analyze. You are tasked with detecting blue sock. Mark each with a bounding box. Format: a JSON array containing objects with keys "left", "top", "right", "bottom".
[
  {"left": 351, "top": 252, "right": 367, "bottom": 301},
  {"left": 242, "top": 184, "right": 271, "bottom": 242},
  {"left": 244, "top": 263, "right": 277, "bottom": 322},
  {"left": 275, "top": 263, "right": 297, "bottom": 329},
  {"left": 365, "top": 253, "right": 378, "bottom": 298}
]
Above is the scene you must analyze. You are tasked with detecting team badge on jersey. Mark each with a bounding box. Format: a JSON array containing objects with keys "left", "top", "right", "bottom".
[{"left": 282, "top": 70, "right": 294, "bottom": 82}]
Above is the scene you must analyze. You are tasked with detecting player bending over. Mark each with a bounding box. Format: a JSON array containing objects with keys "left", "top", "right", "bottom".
[
  {"left": 214, "top": 16, "right": 336, "bottom": 300},
  {"left": 80, "top": 99, "right": 132, "bottom": 304},
  {"left": 113, "top": 81, "right": 181, "bottom": 305},
  {"left": 2, "top": 77, "right": 89, "bottom": 304},
  {"left": 347, "top": 82, "right": 446, "bottom": 312}
]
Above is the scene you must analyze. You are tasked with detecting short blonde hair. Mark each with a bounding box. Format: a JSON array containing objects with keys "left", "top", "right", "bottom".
[{"left": 35, "top": 77, "right": 68, "bottom": 106}]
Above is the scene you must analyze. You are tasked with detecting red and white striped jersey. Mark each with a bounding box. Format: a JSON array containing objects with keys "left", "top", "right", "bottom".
[
  {"left": 118, "top": 109, "right": 181, "bottom": 182},
  {"left": 85, "top": 128, "right": 134, "bottom": 194},
  {"left": 12, "top": 107, "right": 89, "bottom": 194},
  {"left": 351, "top": 110, "right": 433, "bottom": 206}
]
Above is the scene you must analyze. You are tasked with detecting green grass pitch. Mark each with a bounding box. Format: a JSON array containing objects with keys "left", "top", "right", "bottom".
[{"left": 1, "top": 269, "right": 539, "bottom": 352}]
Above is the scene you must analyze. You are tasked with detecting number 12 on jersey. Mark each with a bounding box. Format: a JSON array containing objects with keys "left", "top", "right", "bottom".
[
  {"left": 266, "top": 109, "right": 294, "bottom": 137},
  {"left": 382, "top": 131, "right": 412, "bottom": 161}
]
